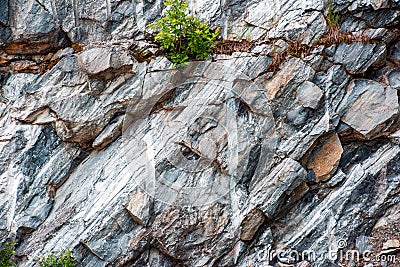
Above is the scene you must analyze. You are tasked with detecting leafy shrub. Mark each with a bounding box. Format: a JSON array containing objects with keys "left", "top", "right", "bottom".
[
  {"left": 0, "top": 241, "right": 16, "bottom": 267},
  {"left": 38, "top": 248, "right": 76, "bottom": 267},
  {"left": 149, "top": 0, "right": 219, "bottom": 65}
]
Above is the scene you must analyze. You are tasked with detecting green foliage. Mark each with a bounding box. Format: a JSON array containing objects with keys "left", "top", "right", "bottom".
[
  {"left": 149, "top": 0, "right": 219, "bottom": 65},
  {"left": 0, "top": 241, "right": 16, "bottom": 267},
  {"left": 327, "top": 0, "right": 341, "bottom": 28},
  {"left": 38, "top": 248, "right": 76, "bottom": 267}
]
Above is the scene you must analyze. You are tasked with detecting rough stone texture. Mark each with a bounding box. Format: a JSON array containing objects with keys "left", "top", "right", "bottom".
[
  {"left": 1, "top": 0, "right": 400, "bottom": 267},
  {"left": 340, "top": 79, "right": 399, "bottom": 139},
  {"left": 296, "top": 81, "right": 323, "bottom": 109},
  {"left": 331, "top": 43, "right": 386, "bottom": 73},
  {"left": 388, "top": 69, "right": 400, "bottom": 89},
  {"left": 303, "top": 132, "right": 343, "bottom": 182},
  {"left": 240, "top": 208, "right": 265, "bottom": 241},
  {"left": 77, "top": 46, "right": 136, "bottom": 80}
]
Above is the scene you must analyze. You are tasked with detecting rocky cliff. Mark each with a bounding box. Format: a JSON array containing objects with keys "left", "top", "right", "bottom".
[{"left": 1, "top": 0, "right": 400, "bottom": 266}]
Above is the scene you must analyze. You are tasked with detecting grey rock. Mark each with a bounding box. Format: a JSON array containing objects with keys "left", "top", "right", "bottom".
[
  {"left": 4, "top": 0, "right": 69, "bottom": 54},
  {"left": 92, "top": 114, "right": 124, "bottom": 150},
  {"left": 335, "top": 0, "right": 398, "bottom": 11},
  {"left": 126, "top": 187, "right": 152, "bottom": 227},
  {"left": 50, "top": 47, "right": 74, "bottom": 61},
  {"left": 341, "top": 16, "right": 367, "bottom": 32},
  {"left": 390, "top": 40, "right": 400, "bottom": 62},
  {"left": 332, "top": 43, "right": 387, "bottom": 73},
  {"left": 354, "top": 9, "right": 400, "bottom": 27},
  {"left": 296, "top": 81, "right": 323, "bottom": 109},
  {"left": 2, "top": 0, "right": 400, "bottom": 266},
  {"left": 286, "top": 106, "right": 310, "bottom": 126},
  {"left": 361, "top": 28, "right": 398, "bottom": 44},
  {"left": 9, "top": 55, "right": 145, "bottom": 143},
  {"left": 249, "top": 158, "right": 307, "bottom": 218},
  {"left": 0, "top": 0, "right": 8, "bottom": 26},
  {"left": 388, "top": 69, "right": 400, "bottom": 89},
  {"left": 340, "top": 79, "right": 399, "bottom": 139},
  {"left": 77, "top": 46, "right": 136, "bottom": 80},
  {"left": 261, "top": 57, "right": 315, "bottom": 100}
]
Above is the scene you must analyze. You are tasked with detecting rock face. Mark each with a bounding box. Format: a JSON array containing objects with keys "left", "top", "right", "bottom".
[{"left": 0, "top": 0, "right": 400, "bottom": 267}]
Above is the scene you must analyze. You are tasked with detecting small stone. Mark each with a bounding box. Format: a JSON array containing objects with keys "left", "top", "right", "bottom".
[
  {"left": 31, "top": 109, "right": 57, "bottom": 124},
  {"left": 286, "top": 106, "right": 310, "bottom": 127},
  {"left": 388, "top": 69, "right": 400, "bottom": 89},
  {"left": 286, "top": 181, "right": 309, "bottom": 205},
  {"left": 126, "top": 188, "right": 151, "bottom": 227},
  {"left": 10, "top": 60, "right": 39, "bottom": 73},
  {"left": 264, "top": 57, "right": 314, "bottom": 100},
  {"left": 390, "top": 40, "right": 400, "bottom": 62},
  {"left": 240, "top": 208, "right": 265, "bottom": 241},
  {"left": 51, "top": 47, "right": 74, "bottom": 61},
  {"left": 296, "top": 81, "right": 323, "bottom": 109},
  {"left": 304, "top": 132, "right": 343, "bottom": 182},
  {"left": 250, "top": 158, "right": 307, "bottom": 217}
]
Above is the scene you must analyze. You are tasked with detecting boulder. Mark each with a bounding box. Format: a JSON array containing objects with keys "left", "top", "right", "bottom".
[
  {"left": 340, "top": 79, "right": 399, "bottom": 139},
  {"left": 296, "top": 81, "right": 324, "bottom": 109},
  {"left": 303, "top": 132, "right": 343, "bottom": 182},
  {"left": 77, "top": 46, "right": 136, "bottom": 80},
  {"left": 332, "top": 43, "right": 386, "bottom": 73}
]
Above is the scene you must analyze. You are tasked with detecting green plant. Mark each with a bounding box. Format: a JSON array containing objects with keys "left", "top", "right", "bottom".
[
  {"left": 38, "top": 248, "right": 76, "bottom": 267},
  {"left": 0, "top": 241, "right": 16, "bottom": 267},
  {"left": 326, "top": 0, "right": 341, "bottom": 29},
  {"left": 148, "top": 0, "right": 219, "bottom": 65}
]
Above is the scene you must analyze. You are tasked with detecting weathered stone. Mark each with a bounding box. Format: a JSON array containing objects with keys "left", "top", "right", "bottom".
[
  {"left": 340, "top": 79, "right": 399, "bottom": 139},
  {"left": 303, "top": 132, "right": 343, "bottom": 182},
  {"left": 354, "top": 9, "right": 400, "bottom": 28},
  {"left": 0, "top": 0, "right": 8, "bottom": 26},
  {"left": 390, "top": 40, "right": 400, "bottom": 62},
  {"left": 92, "top": 115, "right": 124, "bottom": 150},
  {"left": 332, "top": 43, "right": 386, "bottom": 73},
  {"left": 77, "top": 46, "right": 136, "bottom": 80},
  {"left": 9, "top": 60, "right": 39, "bottom": 73},
  {"left": 4, "top": 0, "right": 69, "bottom": 54},
  {"left": 126, "top": 188, "right": 151, "bottom": 227},
  {"left": 262, "top": 57, "right": 315, "bottom": 100},
  {"left": 296, "top": 261, "right": 312, "bottom": 267},
  {"left": 296, "top": 81, "right": 323, "bottom": 109},
  {"left": 2, "top": 1, "right": 400, "bottom": 267},
  {"left": 383, "top": 239, "right": 400, "bottom": 250},
  {"left": 388, "top": 69, "right": 400, "bottom": 89},
  {"left": 240, "top": 208, "right": 265, "bottom": 241},
  {"left": 249, "top": 158, "right": 307, "bottom": 218}
]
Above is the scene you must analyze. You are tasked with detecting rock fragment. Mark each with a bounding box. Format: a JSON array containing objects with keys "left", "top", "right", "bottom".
[
  {"left": 240, "top": 208, "right": 265, "bottom": 241},
  {"left": 332, "top": 43, "right": 386, "bottom": 73},
  {"left": 296, "top": 81, "right": 323, "bottom": 109},
  {"left": 303, "top": 132, "right": 343, "bottom": 182},
  {"left": 341, "top": 79, "right": 399, "bottom": 139},
  {"left": 77, "top": 46, "right": 136, "bottom": 80}
]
